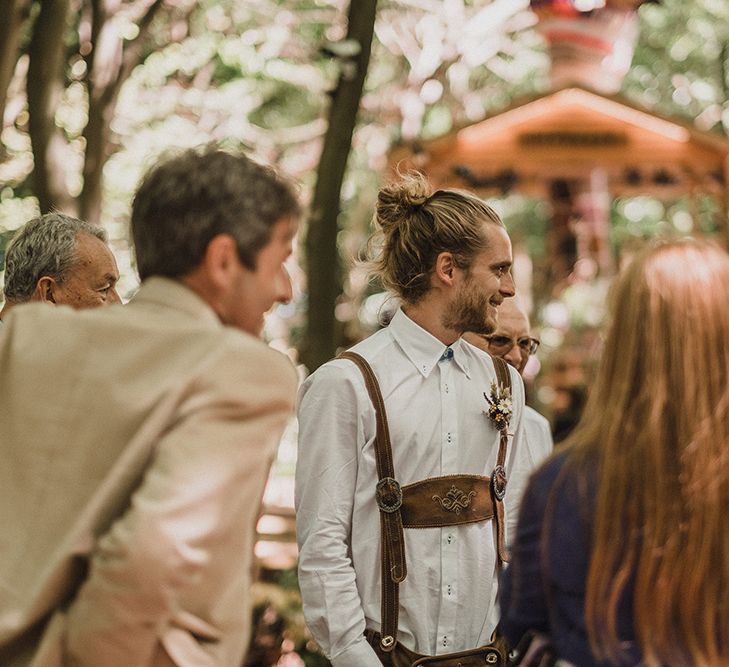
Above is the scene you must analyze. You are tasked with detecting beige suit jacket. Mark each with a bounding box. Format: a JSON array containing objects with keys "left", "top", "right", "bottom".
[{"left": 0, "top": 278, "right": 297, "bottom": 666}]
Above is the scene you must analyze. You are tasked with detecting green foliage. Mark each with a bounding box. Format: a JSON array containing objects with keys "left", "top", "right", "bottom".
[
  {"left": 610, "top": 194, "right": 720, "bottom": 247},
  {"left": 492, "top": 195, "right": 551, "bottom": 257},
  {"left": 1, "top": 0, "right": 727, "bottom": 330},
  {"left": 625, "top": 0, "right": 729, "bottom": 132}
]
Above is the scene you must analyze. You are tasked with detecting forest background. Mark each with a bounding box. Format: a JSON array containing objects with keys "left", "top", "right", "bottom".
[
  {"left": 2, "top": 0, "right": 729, "bottom": 373},
  {"left": 1, "top": 1, "right": 729, "bottom": 663}
]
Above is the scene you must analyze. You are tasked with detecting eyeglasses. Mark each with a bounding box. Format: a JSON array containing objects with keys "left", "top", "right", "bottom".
[{"left": 484, "top": 335, "right": 540, "bottom": 356}]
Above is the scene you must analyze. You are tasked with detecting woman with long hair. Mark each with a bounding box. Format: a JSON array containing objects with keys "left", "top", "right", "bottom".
[{"left": 500, "top": 239, "right": 729, "bottom": 666}]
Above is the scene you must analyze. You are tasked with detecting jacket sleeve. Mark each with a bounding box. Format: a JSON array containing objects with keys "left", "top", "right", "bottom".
[
  {"left": 63, "top": 344, "right": 297, "bottom": 666},
  {"left": 503, "top": 366, "right": 528, "bottom": 547},
  {"left": 498, "top": 464, "right": 554, "bottom": 649},
  {"left": 295, "top": 362, "right": 382, "bottom": 667}
]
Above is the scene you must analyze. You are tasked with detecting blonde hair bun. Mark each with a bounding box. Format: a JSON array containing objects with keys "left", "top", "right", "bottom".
[{"left": 375, "top": 171, "right": 432, "bottom": 232}]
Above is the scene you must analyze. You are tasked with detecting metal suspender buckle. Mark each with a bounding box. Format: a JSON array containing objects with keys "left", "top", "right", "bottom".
[
  {"left": 491, "top": 464, "right": 507, "bottom": 501},
  {"left": 380, "top": 634, "right": 395, "bottom": 649},
  {"left": 376, "top": 477, "right": 403, "bottom": 513}
]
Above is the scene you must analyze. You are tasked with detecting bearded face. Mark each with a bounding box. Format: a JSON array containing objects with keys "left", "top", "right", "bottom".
[
  {"left": 442, "top": 271, "right": 498, "bottom": 335},
  {"left": 442, "top": 225, "right": 515, "bottom": 336}
]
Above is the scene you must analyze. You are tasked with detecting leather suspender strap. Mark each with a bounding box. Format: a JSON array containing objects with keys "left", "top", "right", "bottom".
[
  {"left": 339, "top": 351, "right": 405, "bottom": 652},
  {"left": 491, "top": 355, "right": 511, "bottom": 566}
]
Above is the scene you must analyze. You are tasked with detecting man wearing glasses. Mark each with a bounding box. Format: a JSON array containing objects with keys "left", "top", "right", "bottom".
[{"left": 465, "top": 298, "right": 553, "bottom": 482}]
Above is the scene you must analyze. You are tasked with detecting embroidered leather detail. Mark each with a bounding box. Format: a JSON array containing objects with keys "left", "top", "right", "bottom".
[{"left": 432, "top": 485, "right": 477, "bottom": 514}]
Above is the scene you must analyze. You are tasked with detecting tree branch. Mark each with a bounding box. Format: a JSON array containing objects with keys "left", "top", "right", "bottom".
[
  {"left": 0, "top": 0, "right": 30, "bottom": 133},
  {"left": 301, "top": 0, "right": 379, "bottom": 371},
  {"left": 27, "top": 0, "right": 75, "bottom": 212},
  {"left": 79, "top": 0, "right": 165, "bottom": 223}
]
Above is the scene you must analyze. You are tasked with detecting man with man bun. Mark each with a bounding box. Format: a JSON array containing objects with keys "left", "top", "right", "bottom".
[{"left": 296, "top": 174, "right": 536, "bottom": 665}]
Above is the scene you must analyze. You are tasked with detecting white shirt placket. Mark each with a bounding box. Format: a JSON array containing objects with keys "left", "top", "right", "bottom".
[{"left": 436, "top": 351, "right": 459, "bottom": 653}]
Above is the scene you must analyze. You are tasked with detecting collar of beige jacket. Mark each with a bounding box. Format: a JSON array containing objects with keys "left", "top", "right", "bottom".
[{"left": 130, "top": 276, "right": 222, "bottom": 329}]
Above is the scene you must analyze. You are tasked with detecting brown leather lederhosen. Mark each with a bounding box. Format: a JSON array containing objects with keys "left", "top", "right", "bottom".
[{"left": 339, "top": 351, "right": 513, "bottom": 667}]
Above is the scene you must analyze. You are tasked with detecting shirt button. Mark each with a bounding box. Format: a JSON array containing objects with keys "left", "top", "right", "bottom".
[
  {"left": 447, "top": 534, "right": 453, "bottom": 544},
  {"left": 444, "top": 384, "right": 449, "bottom": 393},
  {"left": 442, "top": 636, "right": 448, "bottom": 647},
  {"left": 447, "top": 432, "right": 452, "bottom": 443},
  {"left": 447, "top": 584, "right": 452, "bottom": 596}
]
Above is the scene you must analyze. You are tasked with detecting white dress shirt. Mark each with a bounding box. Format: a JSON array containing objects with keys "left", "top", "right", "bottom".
[
  {"left": 524, "top": 406, "right": 553, "bottom": 467},
  {"left": 295, "top": 309, "right": 535, "bottom": 666},
  {"left": 505, "top": 406, "right": 554, "bottom": 522}
]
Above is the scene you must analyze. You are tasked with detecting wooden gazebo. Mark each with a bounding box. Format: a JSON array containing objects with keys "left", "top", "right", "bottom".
[
  {"left": 391, "top": 85, "right": 729, "bottom": 203},
  {"left": 391, "top": 85, "right": 729, "bottom": 284}
]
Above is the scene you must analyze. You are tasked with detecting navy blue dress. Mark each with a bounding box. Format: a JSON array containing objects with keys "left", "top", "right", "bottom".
[{"left": 499, "top": 451, "right": 643, "bottom": 666}]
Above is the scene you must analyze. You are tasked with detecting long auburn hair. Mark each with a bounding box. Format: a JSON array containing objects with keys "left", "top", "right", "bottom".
[{"left": 558, "top": 239, "right": 729, "bottom": 666}]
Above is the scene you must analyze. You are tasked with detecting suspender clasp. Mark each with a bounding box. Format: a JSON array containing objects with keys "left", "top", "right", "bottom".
[
  {"left": 491, "top": 464, "right": 507, "bottom": 501},
  {"left": 376, "top": 477, "right": 403, "bottom": 513}
]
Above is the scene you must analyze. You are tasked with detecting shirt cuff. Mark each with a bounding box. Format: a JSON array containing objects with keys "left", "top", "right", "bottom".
[{"left": 330, "top": 636, "right": 382, "bottom": 667}]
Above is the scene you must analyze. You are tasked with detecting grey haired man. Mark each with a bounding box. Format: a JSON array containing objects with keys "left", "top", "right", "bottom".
[{"left": 0, "top": 212, "right": 120, "bottom": 319}]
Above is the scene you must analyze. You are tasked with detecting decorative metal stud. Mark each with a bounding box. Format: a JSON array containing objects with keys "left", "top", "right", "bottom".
[
  {"left": 376, "top": 477, "right": 402, "bottom": 513},
  {"left": 491, "top": 464, "right": 507, "bottom": 501}
]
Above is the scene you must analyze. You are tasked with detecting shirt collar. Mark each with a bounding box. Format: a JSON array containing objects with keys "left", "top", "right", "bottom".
[
  {"left": 450, "top": 338, "right": 472, "bottom": 379},
  {"left": 389, "top": 308, "right": 470, "bottom": 379}
]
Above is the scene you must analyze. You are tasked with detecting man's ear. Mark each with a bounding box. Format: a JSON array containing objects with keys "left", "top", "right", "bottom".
[
  {"left": 34, "top": 276, "right": 58, "bottom": 304},
  {"left": 203, "top": 234, "right": 241, "bottom": 290},
  {"left": 434, "top": 251, "right": 457, "bottom": 287}
]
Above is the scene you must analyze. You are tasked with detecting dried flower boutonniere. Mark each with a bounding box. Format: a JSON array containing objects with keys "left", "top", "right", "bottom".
[{"left": 484, "top": 382, "right": 512, "bottom": 431}]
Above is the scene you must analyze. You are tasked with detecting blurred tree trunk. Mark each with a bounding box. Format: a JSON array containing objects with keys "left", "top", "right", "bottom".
[
  {"left": 24, "top": 0, "right": 166, "bottom": 222},
  {"left": 301, "top": 0, "right": 378, "bottom": 372},
  {"left": 27, "top": 0, "right": 75, "bottom": 213},
  {"left": 0, "top": 0, "right": 30, "bottom": 134},
  {"left": 79, "top": 0, "right": 164, "bottom": 224}
]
